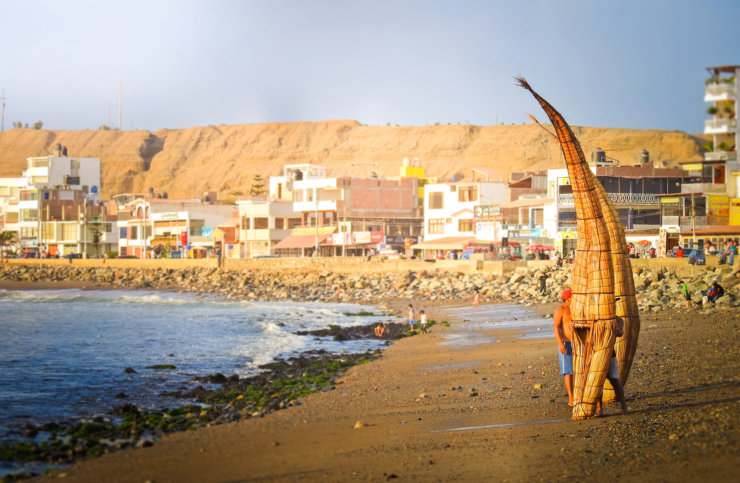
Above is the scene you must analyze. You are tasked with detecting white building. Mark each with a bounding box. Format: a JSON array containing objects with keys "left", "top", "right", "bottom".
[
  {"left": 117, "top": 197, "right": 234, "bottom": 258},
  {"left": 422, "top": 181, "right": 510, "bottom": 242},
  {"left": 237, "top": 198, "right": 301, "bottom": 257},
  {"left": 25, "top": 156, "right": 101, "bottom": 201}
]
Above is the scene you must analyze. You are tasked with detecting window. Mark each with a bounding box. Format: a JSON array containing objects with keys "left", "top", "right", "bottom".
[
  {"left": 275, "top": 218, "right": 285, "bottom": 229},
  {"left": 42, "top": 224, "right": 54, "bottom": 239},
  {"left": 21, "top": 209, "right": 39, "bottom": 221},
  {"left": 458, "top": 219, "right": 474, "bottom": 232},
  {"left": 428, "top": 218, "right": 445, "bottom": 234},
  {"left": 20, "top": 227, "right": 38, "bottom": 239},
  {"left": 288, "top": 217, "right": 302, "bottom": 228},
  {"left": 254, "top": 217, "right": 269, "bottom": 229},
  {"left": 458, "top": 186, "right": 478, "bottom": 202},
  {"left": 21, "top": 191, "right": 39, "bottom": 201},
  {"left": 241, "top": 216, "right": 251, "bottom": 230},
  {"left": 119, "top": 227, "right": 127, "bottom": 238},
  {"left": 293, "top": 190, "right": 304, "bottom": 202},
  {"left": 429, "top": 192, "right": 444, "bottom": 210},
  {"left": 60, "top": 223, "right": 77, "bottom": 241},
  {"left": 130, "top": 226, "right": 138, "bottom": 239},
  {"left": 713, "top": 165, "right": 725, "bottom": 184}
]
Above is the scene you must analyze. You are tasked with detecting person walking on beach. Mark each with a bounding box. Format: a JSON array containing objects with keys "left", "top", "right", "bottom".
[
  {"left": 538, "top": 271, "right": 548, "bottom": 295},
  {"left": 473, "top": 290, "right": 480, "bottom": 308},
  {"left": 419, "top": 310, "right": 428, "bottom": 334},
  {"left": 407, "top": 304, "right": 416, "bottom": 332},
  {"left": 553, "top": 288, "right": 574, "bottom": 406},
  {"left": 681, "top": 280, "right": 692, "bottom": 308}
]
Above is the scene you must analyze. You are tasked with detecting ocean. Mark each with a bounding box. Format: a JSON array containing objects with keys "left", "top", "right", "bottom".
[{"left": 0, "top": 288, "right": 389, "bottom": 447}]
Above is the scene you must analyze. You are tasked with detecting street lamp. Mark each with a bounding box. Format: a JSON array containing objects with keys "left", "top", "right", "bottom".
[{"left": 314, "top": 187, "right": 319, "bottom": 256}]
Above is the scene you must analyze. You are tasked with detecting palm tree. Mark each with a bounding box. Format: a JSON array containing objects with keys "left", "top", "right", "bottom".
[{"left": 0, "top": 230, "right": 17, "bottom": 258}]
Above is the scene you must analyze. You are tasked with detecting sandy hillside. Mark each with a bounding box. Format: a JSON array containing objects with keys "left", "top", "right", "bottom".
[{"left": 0, "top": 121, "right": 705, "bottom": 200}]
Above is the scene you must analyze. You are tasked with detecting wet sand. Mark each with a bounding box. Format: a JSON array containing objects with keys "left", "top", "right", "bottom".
[{"left": 28, "top": 297, "right": 738, "bottom": 482}]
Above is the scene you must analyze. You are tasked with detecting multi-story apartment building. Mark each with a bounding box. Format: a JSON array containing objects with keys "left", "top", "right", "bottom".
[
  {"left": 237, "top": 198, "right": 301, "bottom": 258},
  {"left": 420, "top": 179, "right": 510, "bottom": 252},
  {"left": 5, "top": 154, "right": 104, "bottom": 256},
  {"left": 673, "top": 65, "right": 740, "bottom": 229},
  {"left": 547, "top": 149, "right": 684, "bottom": 253},
  {"left": 116, "top": 196, "right": 234, "bottom": 258},
  {"left": 270, "top": 164, "right": 422, "bottom": 256}
]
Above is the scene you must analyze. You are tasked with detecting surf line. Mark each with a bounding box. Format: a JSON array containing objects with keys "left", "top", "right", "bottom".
[{"left": 434, "top": 418, "right": 567, "bottom": 432}]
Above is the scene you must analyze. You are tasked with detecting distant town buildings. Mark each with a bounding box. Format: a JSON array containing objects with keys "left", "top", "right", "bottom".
[{"left": 0, "top": 66, "right": 738, "bottom": 260}]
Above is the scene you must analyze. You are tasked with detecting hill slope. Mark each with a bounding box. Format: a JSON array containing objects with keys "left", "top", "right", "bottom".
[{"left": 0, "top": 121, "right": 704, "bottom": 199}]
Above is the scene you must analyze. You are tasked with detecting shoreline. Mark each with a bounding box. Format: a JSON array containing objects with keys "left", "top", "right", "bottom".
[
  {"left": 2, "top": 277, "right": 738, "bottom": 481},
  {"left": 18, "top": 286, "right": 736, "bottom": 481}
]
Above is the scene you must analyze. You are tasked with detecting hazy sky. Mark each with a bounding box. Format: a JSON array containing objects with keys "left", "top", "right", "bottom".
[{"left": 1, "top": 0, "right": 738, "bottom": 133}]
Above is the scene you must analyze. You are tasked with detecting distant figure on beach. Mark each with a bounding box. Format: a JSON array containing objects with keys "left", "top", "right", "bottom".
[
  {"left": 596, "top": 315, "right": 628, "bottom": 416},
  {"left": 419, "top": 310, "right": 428, "bottom": 333},
  {"left": 553, "top": 288, "right": 574, "bottom": 406},
  {"left": 538, "top": 271, "right": 548, "bottom": 295},
  {"left": 374, "top": 324, "right": 385, "bottom": 338},
  {"left": 408, "top": 304, "right": 416, "bottom": 332},
  {"left": 681, "top": 280, "right": 691, "bottom": 308},
  {"left": 566, "top": 248, "right": 574, "bottom": 264},
  {"left": 473, "top": 290, "right": 480, "bottom": 308},
  {"left": 706, "top": 281, "right": 725, "bottom": 304}
]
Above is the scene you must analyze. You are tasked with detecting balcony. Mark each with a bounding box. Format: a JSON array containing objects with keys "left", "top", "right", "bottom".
[
  {"left": 704, "top": 83, "right": 736, "bottom": 102},
  {"left": 704, "top": 151, "right": 736, "bottom": 162},
  {"left": 681, "top": 183, "right": 727, "bottom": 194},
  {"left": 557, "top": 193, "right": 659, "bottom": 206},
  {"left": 704, "top": 118, "right": 737, "bottom": 135},
  {"left": 662, "top": 215, "right": 708, "bottom": 227}
]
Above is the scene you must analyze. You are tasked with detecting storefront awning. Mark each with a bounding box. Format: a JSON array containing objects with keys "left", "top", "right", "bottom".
[
  {"left": 273, "top": 233, "right": 332, "bottom": 249},
  {"left": 499, "top": 198, "right": 554, "bottom": 209},
  {"left": 410, "top": 236, "right": 476, "bottom": 250}
]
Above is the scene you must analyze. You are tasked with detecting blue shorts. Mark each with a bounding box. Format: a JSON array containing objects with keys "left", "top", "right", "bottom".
[
  {"left": 409, "top": 318, "right": 415, "bottom": 325},
  {"left": 559, "top": 341, "right": 573, "bottom": 376}
]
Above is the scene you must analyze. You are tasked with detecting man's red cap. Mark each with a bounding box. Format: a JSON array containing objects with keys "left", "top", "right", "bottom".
[{"left": 561, "top": 288, "right": 573, "bottom": 300}]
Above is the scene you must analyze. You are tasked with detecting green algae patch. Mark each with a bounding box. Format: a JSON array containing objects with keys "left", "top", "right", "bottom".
[{"left": 146, "top": 364, "right": 177, "bottom": 370}]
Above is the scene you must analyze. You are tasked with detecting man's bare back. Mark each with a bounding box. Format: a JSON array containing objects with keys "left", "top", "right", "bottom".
[{"left": 553, "top": 303, "right": 573, "bottom": 351}]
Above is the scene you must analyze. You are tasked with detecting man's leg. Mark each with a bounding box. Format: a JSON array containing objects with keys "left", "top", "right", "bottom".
[{"left": 564, "top": 374, "right": 573, "bottom": 406}]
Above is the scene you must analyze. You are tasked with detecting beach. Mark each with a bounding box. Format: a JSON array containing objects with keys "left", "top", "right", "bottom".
[{"left": 30, "top": 298, "right": 739, "bottom": 482}]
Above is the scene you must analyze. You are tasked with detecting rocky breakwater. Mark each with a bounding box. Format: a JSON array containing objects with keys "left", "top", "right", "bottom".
[{"left": 2, "top": 263, "right": 739, "bottom": 312}]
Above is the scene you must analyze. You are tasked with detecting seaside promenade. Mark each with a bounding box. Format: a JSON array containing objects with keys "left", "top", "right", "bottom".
[{"left": 35, "top": 299, "right": 739, "bottom": 482}]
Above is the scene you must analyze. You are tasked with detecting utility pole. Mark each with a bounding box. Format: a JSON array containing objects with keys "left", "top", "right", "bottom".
[
  {"left": 0, "top": 90, "right": 5, "bottom": 132},
  {"left": 690, "top": 192, "right": 696, "bottom": 248},
  {"left": 118, "top": 83, "right": 122, "bottom": 130},
  {"left": 314, "top": 188, "right": 319, "bottom": 257}
]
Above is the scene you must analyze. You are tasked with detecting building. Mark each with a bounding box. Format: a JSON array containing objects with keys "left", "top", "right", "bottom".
[
  {"left": 671, "top": 65, "right": 740, "bottom": 229},
  {"left": 0, "top": 176, "right": 26, "bottom": 250},
  {"left": 547, "top": 149, "right": 685, "bottom": 253},
  {"left": 116, "top": 197, "right": 234, "bottom": 258},
  {"left": 497, "top": 172, "right": 552, "bottom": 246},
  {"left": 0, "top": 154, "right": 102, "bottom": 256},
  {"left": 270, "top": 164, "right": 422, "bottom": 256},
  {"left": 415, "top": 178, "right": 509, "bottom": 255},
  {"left": 237, "top": 198, "right": 300, "bottom": 257}
]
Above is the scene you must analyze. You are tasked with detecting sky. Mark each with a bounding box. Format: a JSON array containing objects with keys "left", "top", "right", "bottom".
[{"left": 0, "top": 0, "right": 738, "bottom": 133}]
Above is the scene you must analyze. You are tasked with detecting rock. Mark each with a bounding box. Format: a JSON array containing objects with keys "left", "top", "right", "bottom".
[
  {"left": 123, "top": 367, "right": 137, "bottom": 374},
  {"left": 354, "top": 420, "right": 369, "bottom": 429}
]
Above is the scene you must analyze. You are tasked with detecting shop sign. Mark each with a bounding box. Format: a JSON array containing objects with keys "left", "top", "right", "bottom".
[
  {"left": 385, "top": 235, "right": 418, "bottom": 245},
  {"left": 370, "top": 231, "right": 383, "bottom": 243},
  {"left": 660, "top": 197, "right": 681, "bottom": 204},
  {"left": 354, "top": 231, "right": 371, "bottom": 244}
]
